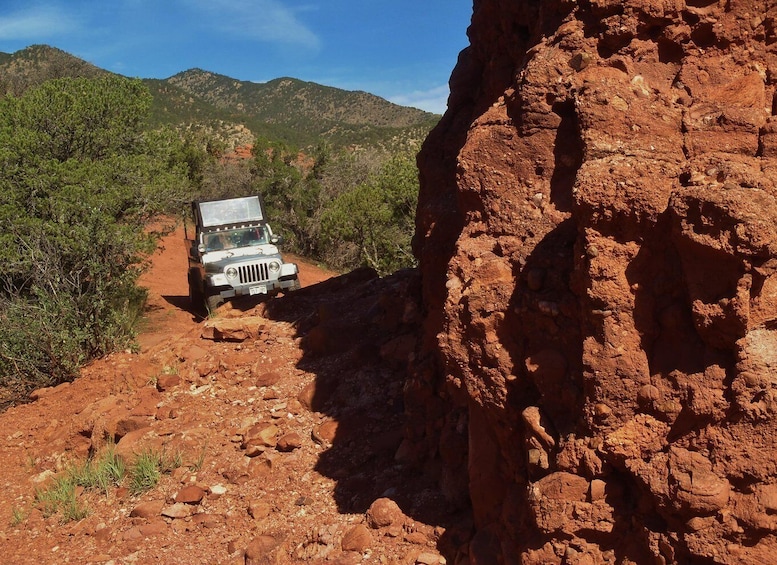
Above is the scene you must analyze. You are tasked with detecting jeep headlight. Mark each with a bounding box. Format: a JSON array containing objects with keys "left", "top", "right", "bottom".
[
  {"left": 268, "top": 261, "right": 281, "bottom": 274},
  {"left": 226, "top": 267, "right": 238, "bottom": 280}
]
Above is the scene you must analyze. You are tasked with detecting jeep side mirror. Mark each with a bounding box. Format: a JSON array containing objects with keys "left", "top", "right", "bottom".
[
  {"left": 198, "top": 243, "right": 206, "bottom": 254},
  {"left": 270, "top": 234, "right": 283, "bottom": 245}
]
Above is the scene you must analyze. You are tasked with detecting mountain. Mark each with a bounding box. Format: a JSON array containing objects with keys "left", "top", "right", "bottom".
[
  {"left": 147, "top": 70, "right": 439, "bottom": 149},
  {"left": 0, "top": 45, "right": 439, "bottom": 150},
  {"left": 0, "top": 45, "right": 106, "bottom": 94}
]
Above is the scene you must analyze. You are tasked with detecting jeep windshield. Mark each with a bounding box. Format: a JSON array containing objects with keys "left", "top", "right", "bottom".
[
  {"left": 199, "top": 196, "right": 265, "bottom": 227},
  {"left": 203, "top": 226, "right": 269, "bottom": 252}
]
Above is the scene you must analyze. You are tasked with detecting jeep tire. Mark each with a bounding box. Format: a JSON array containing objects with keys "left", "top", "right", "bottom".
[
  {"left": 188, "top": 271, "right": 206, "bottom": 315},
  {"left": 206, "top": 293, "right": 225, "bottom": 313},
  {"left": 287, "top": 276, "right": 301, "bottom": 292}
]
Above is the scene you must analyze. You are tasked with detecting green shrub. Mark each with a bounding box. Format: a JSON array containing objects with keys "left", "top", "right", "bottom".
[
  {"left": 0, "top": 75, "right": 191, "bottom": 397},
  {"left": 320, "top": 153, "right": 419, "bottom": 275},
  {"left": 247, "top": 139, "right": 419, "bottom": 275}
]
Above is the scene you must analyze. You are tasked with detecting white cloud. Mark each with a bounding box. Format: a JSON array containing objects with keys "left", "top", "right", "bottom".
[
  {"left": 390, "top": 84, "right": 449, "bottom": 115},
  {"left": 0, "top": 4, "right": 79, "bottom": 40},
  {"left": 181, "top": 0, "right": 320, "bottom": 50}
]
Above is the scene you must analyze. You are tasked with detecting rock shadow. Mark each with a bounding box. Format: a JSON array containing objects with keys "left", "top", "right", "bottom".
[
  {"left": 160, "top": 295, "right": 203, "bottom": 322},
  {"left": 256, "top": 267, "right": 464, "bottom": 539}
]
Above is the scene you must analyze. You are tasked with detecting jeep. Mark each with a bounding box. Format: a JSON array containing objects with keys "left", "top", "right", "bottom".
[{"left": 185, "top": 195, "right": 300, "bottom": 313}]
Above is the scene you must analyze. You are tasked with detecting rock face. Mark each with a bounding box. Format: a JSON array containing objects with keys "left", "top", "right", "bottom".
[{"left": 413, "top": 1, "right": 777, "bottom": 563}]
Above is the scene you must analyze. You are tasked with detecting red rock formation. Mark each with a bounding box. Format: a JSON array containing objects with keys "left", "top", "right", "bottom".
[{"left": 413, "top": 1, "right": 777, "bottom": 563}]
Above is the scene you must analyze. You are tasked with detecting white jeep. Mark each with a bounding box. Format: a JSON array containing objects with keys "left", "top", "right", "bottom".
[{"left": 185, "top": 195, "right": 300, "bottom": 313}]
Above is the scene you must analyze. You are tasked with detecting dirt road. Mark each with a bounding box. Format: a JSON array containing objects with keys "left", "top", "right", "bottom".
[
  {"left": 0, "top": 224, "right": 455, "bottom": 565},
  {"left": 137, "top": 227, "right": 337, "bottom": 350}
]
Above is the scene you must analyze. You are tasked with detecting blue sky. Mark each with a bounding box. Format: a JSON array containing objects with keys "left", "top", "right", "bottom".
[{"left": 0, "top": 1, "right": 472, "bottom": 114}]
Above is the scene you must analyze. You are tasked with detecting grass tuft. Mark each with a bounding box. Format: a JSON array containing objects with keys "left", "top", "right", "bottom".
[
  {"left": 69, "top": 445, "right": 126, "bottom": 495},
  {"left": 34, "top": 478, "right": 89, "bottom": 523},
  {"left": 30, "top": 444, "right": 182, "bottom": 523},
  {"left": 10, "top": 507, "right": 27, "bottom": 527},
  {"left": 128, "top": 447, "right": 182, "bottom": 495},
  {"left": 189, "top": 444, "right": 207, "bottom": 472}
]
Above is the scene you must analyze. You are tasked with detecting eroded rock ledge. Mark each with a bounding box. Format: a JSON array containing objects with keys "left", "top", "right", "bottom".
[{"left": 412, "top": 1, "right": 777, "bottom": 563}]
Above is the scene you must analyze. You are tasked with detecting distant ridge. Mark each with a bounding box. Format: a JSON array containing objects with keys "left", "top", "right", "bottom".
[
  {"left": 0, "top": 45, "right": 106, "bottom": 93},
  {"left": 0, "top": 44, "right": 439, "bottom": 150}
]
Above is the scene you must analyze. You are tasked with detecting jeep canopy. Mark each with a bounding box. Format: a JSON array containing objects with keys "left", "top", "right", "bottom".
[{"left": 194, "top": 196, "right": 266, "bottom": 229}]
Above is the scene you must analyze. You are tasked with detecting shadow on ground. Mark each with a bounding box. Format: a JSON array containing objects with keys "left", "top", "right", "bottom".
[{"left": 252, "top": 267, "right": 471, "bottom": 555}]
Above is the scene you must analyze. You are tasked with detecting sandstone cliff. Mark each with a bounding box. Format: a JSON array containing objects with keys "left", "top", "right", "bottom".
[{"left": 413, "top": 1, "right": 777, "bottom": 563}]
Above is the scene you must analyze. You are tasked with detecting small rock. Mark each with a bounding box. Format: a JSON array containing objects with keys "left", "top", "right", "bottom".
[
  {"left": 30, "top": 469, "right": 56, "bottom": 485},
  {"left": 638, "top": 384, "right": 661, "bottom": 407},
  {"left": 192, "top": 513, "right": 222, "bottom": 528},
  {"left": 123, "top": 526, "right": 143, "bottom": 541},
  {"left": 386, "top": 524, "right": 404, "bottom": 538},
  {"left": 341, "top": 524, "right": 372, "bottom": 552},
  {"left": 93, "top": 525, "right": 112, "bottom": 543},
  {"left": 366, "top": 498, "right": 404, "bottom": 529},
  {"left": 594, "top": 403, "right": 612, "bottom": 418},
  {"left": 223, "top": 467, "right": 250, "bottom": 485},
  {"left": 276, "top": 432, "right": 302, "bottom": 452},
  {"left": 254, "top": 369, "right": 282, "bottom": 387},
  {"left": 180, "top": 344, "right": 208, "bottom": 363},
  {"left": 161, "top": 502, "right": 193, "bottom": 519},
  {"left": 405, "top": 531, "right": 429, "bottom": 545},
  {"left": 331, "top": 552, "right": 362, "bottom": 565},
  {"left": 245, "top": 535, "right": 277, "bottom": 564},
  {"left": 138, "top": 521, "right": 168, "bottom": 537},
  {"left": 129, "top": 500, "right": 165, "bottom": 519},
  {"left": 202, "top": 317, "right": 263, "bottom": 342},
  {"left": 170, "top": 466, "right": 189, "bottom": 482},
  {"left": 155, "top": 405, "right": 177, "bottom": 420},
  {"left": 29, "top": 386, "right": 57, "bottom": 401},
  {"left": 610, "top": 95, "right": 629, "bottom": 111},
  {"left": 156, "top": 374, "right": 180, "bottom": 391},
  {"left": 242, "top": 423, "right": 279, "bottom": 450},
  {"left": 114, "top": 416, "right": 151, "bottom": 439},
  {"left": 687, "top": 516, "right": 716, "bottom": 532},
  {"left": 589, "top": 479, "right": 607, "bottom": 502},
  {"left": 248, "top": 500, "right": 271, "bottom": 520},
  {"left": 312, "top": 420, "right": 339, "bottom": 445},
  {"left": 380, "top": 334, "right": 417, "bottom": 363},
  {"left": 244, "top": 444, "right": 265, "bottom": 457},
  {"left": 175, "top": 485, "right": 206, "bottom": 504},
  {"left": 286, "top": 398, "right": 304, "bottom": 415},
  {"left": 248, "top": 456, "right": 274, "bottom": 477},
  {"left": 209, "top": 484, "right": 227, "bottom": 498},
  {"left": 297, "top": 382, "right": 317, "bottom": 411},
  {"left": 569, "top": 51, "right": 592, "bottom": 71}
]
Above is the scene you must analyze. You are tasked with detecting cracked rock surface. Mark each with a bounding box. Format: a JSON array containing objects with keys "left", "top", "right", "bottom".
[{"left": 413, "top": 0, "right": 777, "bottom": 562}]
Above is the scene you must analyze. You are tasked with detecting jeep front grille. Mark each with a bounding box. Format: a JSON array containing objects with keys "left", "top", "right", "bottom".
[{"left": 238, "top": 263, "right": 270, "bottom": 284}]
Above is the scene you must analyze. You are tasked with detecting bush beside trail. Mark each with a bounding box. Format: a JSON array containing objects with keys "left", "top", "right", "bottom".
[{"left": 0, "top": 76, "right": 191, "bottom": 400}]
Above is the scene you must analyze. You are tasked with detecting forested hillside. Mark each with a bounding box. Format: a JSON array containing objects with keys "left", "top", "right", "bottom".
[
  {"left": 0, "top": 45, "right": 439, "bottom": 150},
  {"left": 163, "top": 71, "right": 438, "bottom": 149}
]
